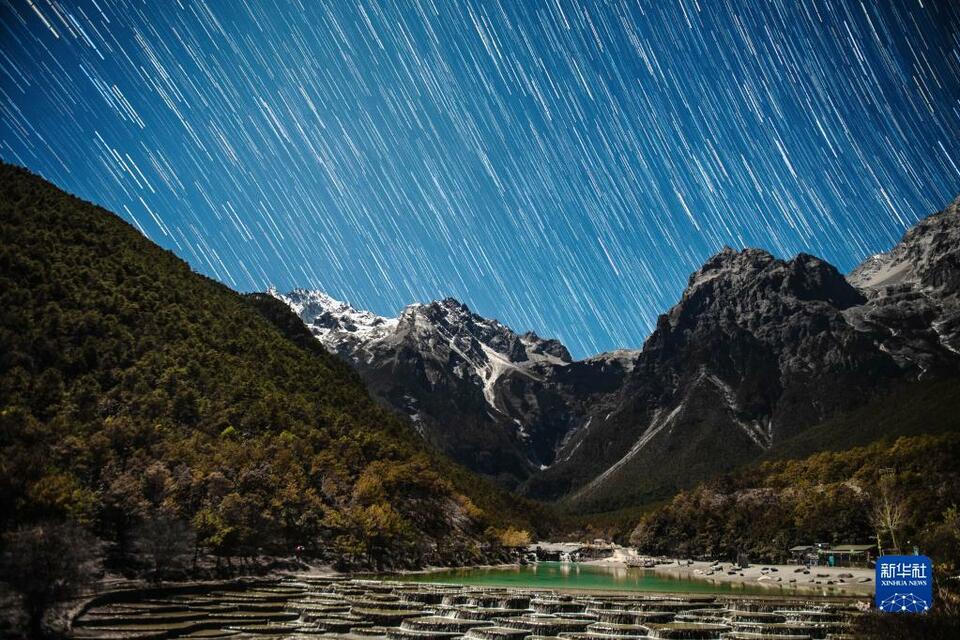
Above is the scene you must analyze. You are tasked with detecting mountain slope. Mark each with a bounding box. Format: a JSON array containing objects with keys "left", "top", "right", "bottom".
[
  {"left": 271, "top": 289, "right": 589, "bottom": 486},
  {"left": 526, "top": 249, "right": 898, "bottom": 509},
  {"left": 630, "top": 431, "right": 960, "bottom": 563},
  {"left": 0, "top": 163, "right": 536, "bottom": 570},
  {"left": 529, "top": 201, "right": 960, "bottom": 511},
  {"left": 845, "top": 197, "right": 960, "bottom": 371},
  {"left": 278, "top": 196, "right": 960, "bottom": 513}
]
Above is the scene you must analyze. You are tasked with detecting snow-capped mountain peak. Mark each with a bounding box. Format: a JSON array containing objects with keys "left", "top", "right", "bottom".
[
  {"left": 390, "top": 296, "right": 571, "bottom": 367},
  {"left": 266, "top": 194, "right": 959, "bottom": 505},
  {"left": 271, "top": 289, "right": 572, "bottom": 402},
  {"left": 269, "top": 287, "right": 583, "bottom": 481},
  {"left": 848, "top": 196, "right": 960, "bottom": 293},
  {"left": 268, "top": 287, "right": 397, "bottom": 353}
]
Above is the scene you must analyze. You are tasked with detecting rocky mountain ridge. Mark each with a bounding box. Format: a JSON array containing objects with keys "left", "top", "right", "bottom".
[
  {"left": 275, "top": 196, "right": 960, "bottom": 508},
  {"left": 270, "top": 290, "right": 581, "bottom": 485}
]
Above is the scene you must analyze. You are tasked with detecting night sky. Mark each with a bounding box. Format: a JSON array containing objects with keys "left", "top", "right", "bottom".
[{"left": 2, "top": 1, "right": 959, "bottom": 358}]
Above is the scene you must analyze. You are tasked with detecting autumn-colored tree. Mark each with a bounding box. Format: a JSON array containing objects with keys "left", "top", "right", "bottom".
[
  {"left": 870, "top": 473, "right": 906, "bottom": 554},
  {"left": 630, "top": 435, "right": 960, "bottom": 563},
  {"left": 498, "top": 527, "right": 532, "bottom": 548}
]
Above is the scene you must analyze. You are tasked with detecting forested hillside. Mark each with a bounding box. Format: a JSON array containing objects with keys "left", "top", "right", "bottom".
[
  {"left": 631, "top": 432, "right": 960, "bottom": 568},
  {"left": 0, "top": 163, "right": 541, "bottom": 576}
]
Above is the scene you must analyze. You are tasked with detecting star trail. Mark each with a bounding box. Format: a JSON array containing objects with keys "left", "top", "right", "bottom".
[{"left": 2, "top": 0, "right": 959, "bottom": 358}]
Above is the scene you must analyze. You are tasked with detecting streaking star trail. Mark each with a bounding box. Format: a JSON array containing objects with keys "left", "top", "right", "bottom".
[{"left": 1, "top": 0, "right": 958, "bottom": 357}]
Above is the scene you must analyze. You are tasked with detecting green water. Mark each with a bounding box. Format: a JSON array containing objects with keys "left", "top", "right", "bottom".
[{"left": 386, "top": 562, "right": 802, "bottom": 596}]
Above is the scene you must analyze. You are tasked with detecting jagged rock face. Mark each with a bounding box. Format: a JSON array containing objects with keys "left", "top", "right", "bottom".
[
  {"left": 272, "top": 288, "right": 399, "bottom": 357},
  {"left": 845, "top": 197, "right": 960, "bottom": 372},
  {"left": 524, "top": 202, "right": 960, "bottom": 510},
  {"left": 848, "top": 197, "right": 960, "bottom": 294},
  {"left": 523, "top": 249, "right": 904, "bottom": 509},
  {"left": 275, "top": 198, "right": 960, "bottom": 508},
  {"left": 270, "top": 292, "right": 580, "bottom": 487}
]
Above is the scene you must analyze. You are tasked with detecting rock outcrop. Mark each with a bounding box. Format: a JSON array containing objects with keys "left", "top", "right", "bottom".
[{"left": 275, "top": 197, "right": 960, "bottom": 508}]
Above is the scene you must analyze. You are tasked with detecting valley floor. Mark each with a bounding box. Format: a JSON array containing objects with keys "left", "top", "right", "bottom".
[
  {"left": 635, "top": 560, "right": 872, "bottom": 596},
  {"left": 68, "top": 573, "right": 870, "bottom": 640},
  {"left": 10, "top": 556, "right": 874, "bottom": 637},
  {"left": 576, "top": 548, "right": 874, "bottom": 595}
]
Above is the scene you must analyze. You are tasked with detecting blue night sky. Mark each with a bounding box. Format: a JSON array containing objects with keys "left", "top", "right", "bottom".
[{"left": 2, "top": 1, "right": 959, "bottom": 358}]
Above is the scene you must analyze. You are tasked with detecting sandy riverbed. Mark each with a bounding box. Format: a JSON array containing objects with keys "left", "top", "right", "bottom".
[{"left": 584, "top": 548, "right": 874, "bottom": 595}]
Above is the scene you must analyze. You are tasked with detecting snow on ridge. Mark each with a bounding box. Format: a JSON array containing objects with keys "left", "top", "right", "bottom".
[
  {"left": 570, "top": 404, "right": 683, "bottom": 501},
  {"left": 269, "top": 287, "right": 398, "bottom": 347},
  {"left": 570, "top": 367, "right": 773, "bottom": 501},
  {"left": 478, "top": 342, "right": 544, "bottom": 413},
  {"left": 272, "top": 287, "right": 572, "bottom": 414},
  {"left": 848, "top": 203, "right": 955, "bottom": 290}
]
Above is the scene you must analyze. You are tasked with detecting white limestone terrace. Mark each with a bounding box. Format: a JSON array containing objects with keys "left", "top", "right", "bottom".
[{"left": 71, "top": 574, "right": 870, "bottom": 639}]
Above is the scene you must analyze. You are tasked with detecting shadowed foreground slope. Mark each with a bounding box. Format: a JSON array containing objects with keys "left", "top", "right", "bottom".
[{"left": 0, "top": 163, "right": 541, "bottom": 578}]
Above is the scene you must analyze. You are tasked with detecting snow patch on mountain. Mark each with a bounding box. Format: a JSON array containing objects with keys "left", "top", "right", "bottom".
[
  {"left": 571, "top": 403, "right": 684, "bottom": 502},
  {"left": 271, "top": 289, "right": 572, "bottom": 416},
  {"left": 268, "top": 287, "right": 397, "bottom": 351},
  {"left": 847, "top": 253, "right": 913, "bottom": 288}
]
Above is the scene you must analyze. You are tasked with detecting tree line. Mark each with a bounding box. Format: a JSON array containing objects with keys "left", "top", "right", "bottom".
[
  {"left": 630, "top": 433, "right": 960, "bottom": 568},
  {"left": 0, "top": 164, "right": 540, "bottom": 636}
]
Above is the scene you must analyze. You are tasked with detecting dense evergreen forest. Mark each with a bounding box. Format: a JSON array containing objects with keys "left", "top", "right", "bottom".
[{"left": 0, "top": 163, "right": 545, "bottom": 582}]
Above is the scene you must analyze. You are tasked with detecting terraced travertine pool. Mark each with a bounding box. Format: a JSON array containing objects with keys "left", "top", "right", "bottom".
[{"left": 71, "top": 575, "right": 867, "bottom": 639}]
